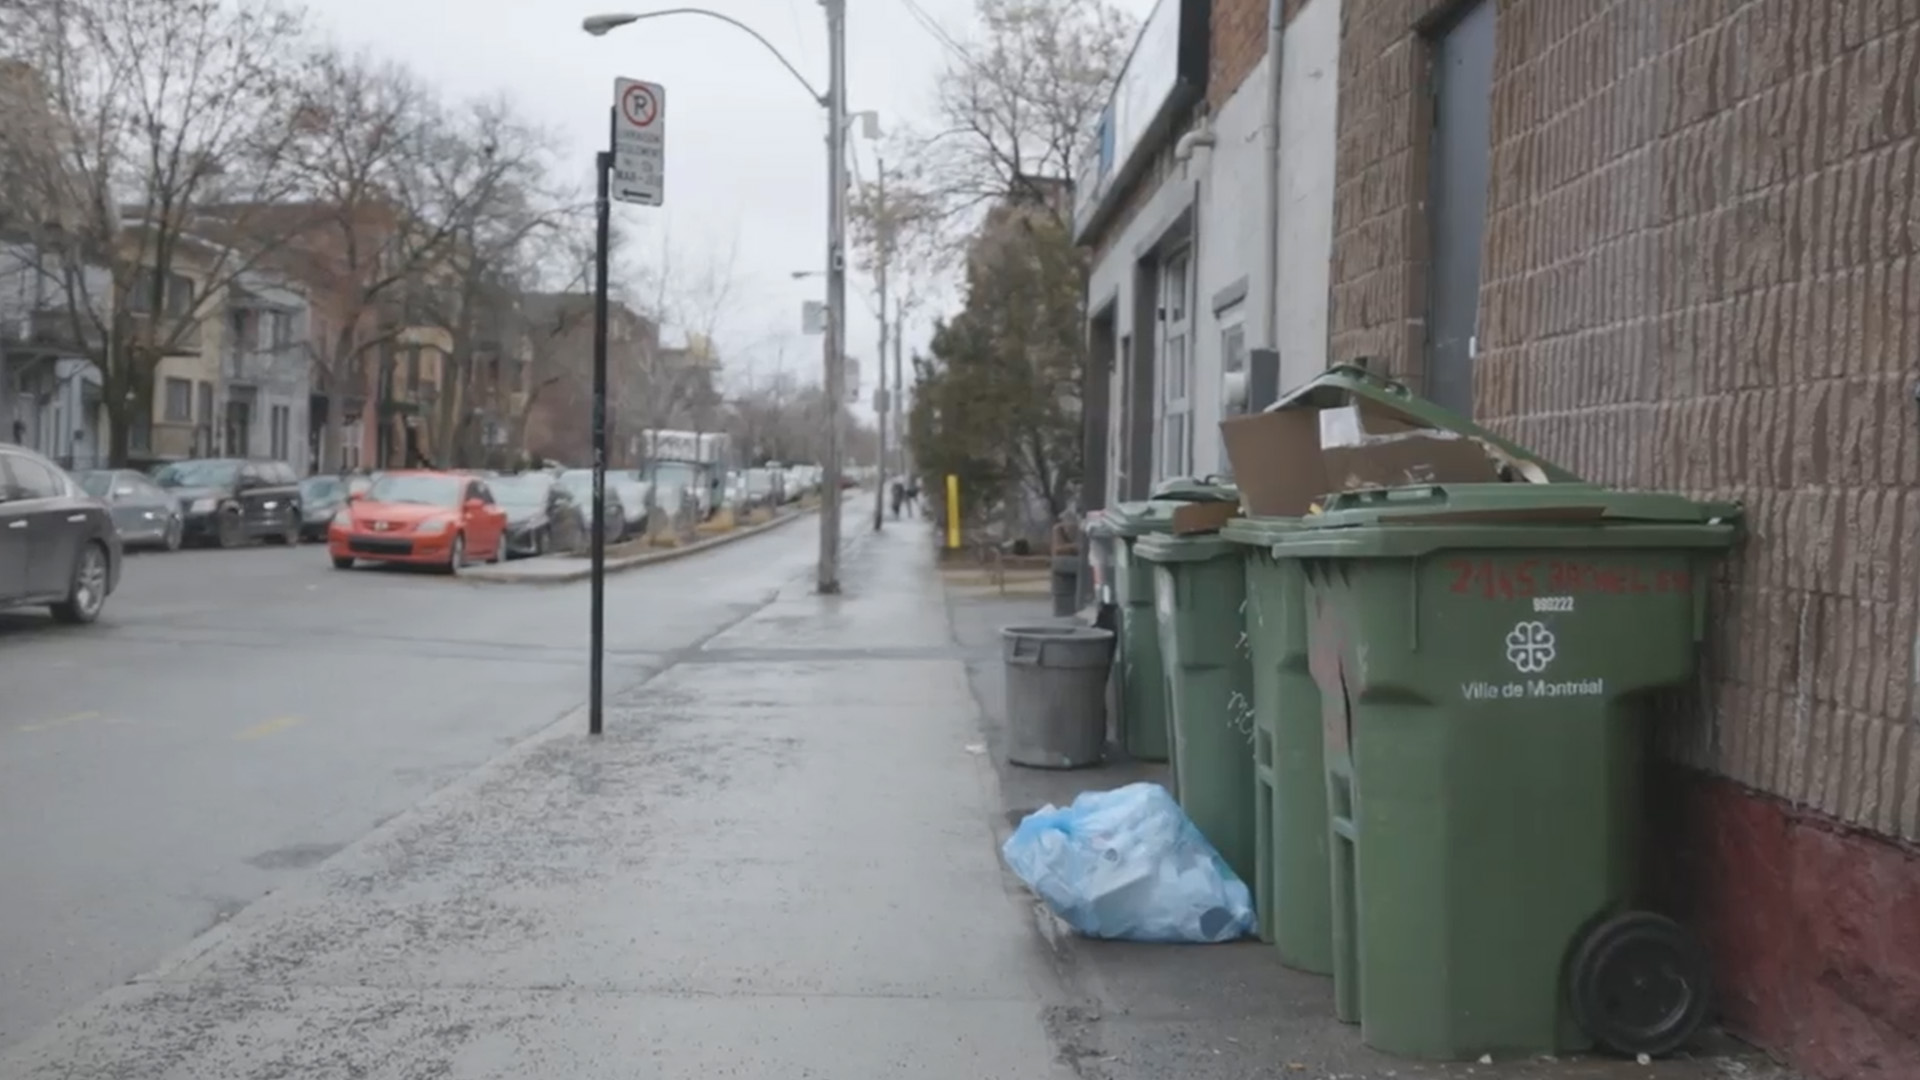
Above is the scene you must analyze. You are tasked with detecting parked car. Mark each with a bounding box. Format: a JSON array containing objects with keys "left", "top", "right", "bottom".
[
  {"left": 78, "top": 468, "right": 184, "bottom": 551},
  {"left": 742, "top": 467, "right": 784, "bottom": 509},
  {"left": 297, "top": 475, "right": 353, "bottom": 541},
  {"left": 151, "top": 458, "right": 303, "bottom": 548},
  {"left": 557, "top": 468, "right": 649, "bottom": 540},
  {"left": 488, "top": 472, "right": 583, "bottom": 557},
  {"left": 327, "top": 470, "right": 508, "bottom": 573},
  {"left": 1, "top": 444, "right": 123, "bottom": 624}
]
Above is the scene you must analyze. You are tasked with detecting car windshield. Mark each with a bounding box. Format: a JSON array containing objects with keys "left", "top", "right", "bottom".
[
  {"left": 78, "top": 472, "right": 115, "bottom": 498},
  {"left": 363, "top": 474, "right": 462, "bottom": 507},
  {"left": 489, "top": 476, "right": 550, "bottom": 508},
  {"left": 300, "top": 477, "right": 344, "bottom": 500},
  {"left": 152, "top": 460, "right": 239, "bottom": 489}
]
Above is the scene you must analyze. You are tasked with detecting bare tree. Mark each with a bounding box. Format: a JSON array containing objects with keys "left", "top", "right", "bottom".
[
  {"left": 621, "top": 234, "right": 737, "bottom": 472},
  {"left": 1, "top": 0, "right": 317, "bottom": 465},
  {"left": 913, "top": 0, "right": 1132, "bottom": 225}
]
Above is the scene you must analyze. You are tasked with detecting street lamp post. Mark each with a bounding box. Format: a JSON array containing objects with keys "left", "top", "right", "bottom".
[{"left": 583, "top": 3, "right": 848, "bottom": 595}]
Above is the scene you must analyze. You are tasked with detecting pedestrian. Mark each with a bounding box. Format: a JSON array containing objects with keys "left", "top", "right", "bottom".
[
  {"left": 904, "top": 478, "right": 921, "bottom": 518},
  {"left": 890, "top": 479, "right": 905, "bottom": 519}
]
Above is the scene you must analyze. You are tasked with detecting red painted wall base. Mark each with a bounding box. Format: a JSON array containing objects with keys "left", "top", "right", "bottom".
[{"left": 1650, "top": 766, "right": 1920, "bottom": 1080}]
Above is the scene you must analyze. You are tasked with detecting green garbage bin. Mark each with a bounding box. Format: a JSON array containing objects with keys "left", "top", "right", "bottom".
[
  {"left": 1099, "top": 482, "right": 1238, "bottom": 763},
  {"left": 1276, "top": 483, "right": 1740, "bottom": 1061},
  {"left": 1214, "top": 363, "right": 1580, "bottom": 978},
  {"left": 1134, "top": 530, "right": 1256, "bottom": 890},
  {"left": 1219, "top": 517, "right": 1332, "bottom": 973}
]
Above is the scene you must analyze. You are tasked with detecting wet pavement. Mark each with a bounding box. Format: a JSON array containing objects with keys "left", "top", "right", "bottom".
[
  {"left": 945, "top": 573, "right": 1800, "bottom": 1080},
  {"left": 0, "top": 523, "right": 1078, "bottom": 1079},
  {"left": 0, "top": 505, "right": 845, "bottom": 1053}
]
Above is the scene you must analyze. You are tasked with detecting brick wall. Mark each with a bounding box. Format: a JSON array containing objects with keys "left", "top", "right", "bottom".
[{"left": 1328, "top": 1, "right": 1920, "bottom": 1074}]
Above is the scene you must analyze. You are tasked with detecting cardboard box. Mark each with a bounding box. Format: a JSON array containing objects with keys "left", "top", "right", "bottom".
[
  {"left": 1170, "top": 500, "right": 1240, "bottom": 535},
  {"left": 1219, "top": 400, "right": 1539, "bottom": 518}
]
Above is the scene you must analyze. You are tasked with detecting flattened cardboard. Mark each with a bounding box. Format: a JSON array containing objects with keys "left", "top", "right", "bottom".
[
  {"left": 1171, "top": 500, "right": 1240, "bottom": 535},
  {"left": 1220, "top": 400, "right": 1531, "bottom": 518}
]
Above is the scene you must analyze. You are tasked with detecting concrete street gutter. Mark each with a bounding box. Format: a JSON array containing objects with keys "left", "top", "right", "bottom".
[{"left": 462, "top": 507, "right": 815, "bottom": 585}]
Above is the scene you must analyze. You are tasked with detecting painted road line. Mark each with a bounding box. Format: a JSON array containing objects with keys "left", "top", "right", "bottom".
[
  {"left": 18, "top": 711, "right": 101, "bottom": 733},
  {"left": 235, "top": 716, "right": 303, "bottom": 741}
]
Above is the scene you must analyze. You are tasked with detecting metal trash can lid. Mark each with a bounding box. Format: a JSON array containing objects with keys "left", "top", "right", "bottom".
[{"left": 1001, "top": 624, "right": 1114, "bottom": 668}]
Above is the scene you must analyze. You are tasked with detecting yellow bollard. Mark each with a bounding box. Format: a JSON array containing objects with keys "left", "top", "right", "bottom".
[{"left": 945, "top": 474, "right": 960, "bottom": 550}]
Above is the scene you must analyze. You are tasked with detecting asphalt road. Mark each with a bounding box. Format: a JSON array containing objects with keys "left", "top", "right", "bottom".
[{"left": 0, "top": 509, "right": 844, "bottom": 1049}]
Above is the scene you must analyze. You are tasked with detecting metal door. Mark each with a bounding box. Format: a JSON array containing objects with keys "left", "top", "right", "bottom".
[{"left": 1425, "top": 0, "right": 1496, "bottom": 416}]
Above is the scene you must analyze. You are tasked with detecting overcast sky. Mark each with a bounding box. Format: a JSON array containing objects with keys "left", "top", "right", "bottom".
[{"left": 312, "top": 0, "right": 1155, "bottom": 415}]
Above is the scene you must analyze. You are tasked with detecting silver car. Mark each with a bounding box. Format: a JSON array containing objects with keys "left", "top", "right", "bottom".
[{"left": 79, "top": 469, "right": 184, "bottom": 551}]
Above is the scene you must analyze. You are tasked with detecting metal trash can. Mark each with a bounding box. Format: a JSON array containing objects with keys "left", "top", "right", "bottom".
[{"left": 1002, "top": 624, "right": 1114, "bottom": 768}]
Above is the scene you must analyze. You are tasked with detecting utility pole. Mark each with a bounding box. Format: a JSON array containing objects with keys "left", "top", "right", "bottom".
[
  {"left": 872, "top": 157, "right": 889, "bottom": 533},
  {"left": 817, "top": 0, "right": 847, "bottom": 593}
]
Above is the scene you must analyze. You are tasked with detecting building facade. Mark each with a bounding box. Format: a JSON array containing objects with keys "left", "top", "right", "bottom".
[{"left": 1079, "top": 1, "right": 1919, "bottom": 1077}]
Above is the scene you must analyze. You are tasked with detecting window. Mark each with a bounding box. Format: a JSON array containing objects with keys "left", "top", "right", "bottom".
[
  {"left": 3, "top": 453, "right": 64, "bottom": 500},
  {"left": 165, "top": 273, "right": 195, "bottom": 317},
  {"left": 264, "top": 312, "right": 292, "bottom": 350},
  {"left": 163, "top": 377, "right": 193, "bottom": 422},
  {"left": 269, "top": 405, "right": 291, "bottom": 462},
  {"left": 197, "top": 381, "right": 213, "bottom": 423},
  {"left": 1158, "top": 249, "right": 1192, "bottom": 479}
]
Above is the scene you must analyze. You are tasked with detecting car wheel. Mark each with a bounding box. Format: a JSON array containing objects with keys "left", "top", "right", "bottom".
[
  {"left": 216, "top": 510, "right": 244, "bottom": 549},
  {"left": 50, "top": 542, "right": 109, "bottom": 625},
  {"left": 331, "top": 555, "right": 355, "bottom": 570},
  {"left": 163, "top": 515, "right": 183, "bottom": 552},
  {"left": 444, "top": 533, "right": 466, "bottom": 575}
]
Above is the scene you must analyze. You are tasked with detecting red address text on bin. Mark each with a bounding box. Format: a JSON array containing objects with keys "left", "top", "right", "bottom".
[{"left": 1445, "top": 559, "right": 1691, "bottom": 600}]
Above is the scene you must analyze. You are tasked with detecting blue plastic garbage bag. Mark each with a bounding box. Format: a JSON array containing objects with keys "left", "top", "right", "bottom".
[{"left": 1001, "top": 782, "right": 1255, "bottom": 943}]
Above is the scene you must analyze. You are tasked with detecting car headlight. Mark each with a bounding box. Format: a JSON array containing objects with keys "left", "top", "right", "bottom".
[
  {"left": 413, "top": 517, "right": 452, "bottom": 536},
  {"left": 189, "top": 498, "right": 217, "bottom": 514}
]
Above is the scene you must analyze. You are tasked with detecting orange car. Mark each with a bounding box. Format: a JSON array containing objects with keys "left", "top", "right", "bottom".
[{"left": 327, "top": 470, "right": 509, "bottom": 573}]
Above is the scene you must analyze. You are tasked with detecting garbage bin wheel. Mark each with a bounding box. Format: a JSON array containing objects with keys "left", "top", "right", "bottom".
[{"left": 1567, "top": 910, "right": 1712, "bottom": 1060}]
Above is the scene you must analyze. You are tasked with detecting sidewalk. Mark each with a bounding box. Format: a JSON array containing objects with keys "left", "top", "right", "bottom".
[
  {"left": 0, "top": 526, "right": 1075, "bottom": 1079},
  {"left": 944, "top": 568, "right": 1799, "bottom": 1080}
]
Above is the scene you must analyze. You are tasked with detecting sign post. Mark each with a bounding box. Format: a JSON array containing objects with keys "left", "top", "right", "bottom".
[{"left": 591, "top": 78, "right": 665, "bottom": 738}]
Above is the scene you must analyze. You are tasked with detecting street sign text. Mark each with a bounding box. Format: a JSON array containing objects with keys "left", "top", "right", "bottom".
[{"left": 612, "top": 77, "right": 664, "bottom": 206}]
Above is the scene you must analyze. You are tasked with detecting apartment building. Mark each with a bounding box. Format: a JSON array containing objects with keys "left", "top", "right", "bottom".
[{"left": 1079, "top": 2, "right": 1918, "bottom": 1077}]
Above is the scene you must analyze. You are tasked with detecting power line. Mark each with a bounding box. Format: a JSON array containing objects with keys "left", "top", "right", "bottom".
[{"left": 896, "top": 0, "right": 971, "bottom": 65}]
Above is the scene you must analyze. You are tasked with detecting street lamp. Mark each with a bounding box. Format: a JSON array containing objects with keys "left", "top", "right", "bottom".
[{"left": 582, "top": 4, "right": 850, "bottom": 595}]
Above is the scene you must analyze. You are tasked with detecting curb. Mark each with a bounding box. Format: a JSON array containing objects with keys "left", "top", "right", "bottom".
[{"left": 463, "top": 508, "right": 815, "bottom": 585}]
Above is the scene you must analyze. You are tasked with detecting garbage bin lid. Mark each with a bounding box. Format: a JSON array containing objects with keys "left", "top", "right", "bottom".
[
  {"left": 1269, "top": 364, "right": 1582, "bottom": 483},
  {"left": 1104, "top": 479, "right": 1238, "bottom": 537},
  {"left": 1133, "top": 530, "right": 1237, "bottom": 563},
  {"left": 1301, "top": 483, "right": 1744, "bottom": 529},
  {"left": 1266, "top": 483, "right": 1742, "bottom": 559}
]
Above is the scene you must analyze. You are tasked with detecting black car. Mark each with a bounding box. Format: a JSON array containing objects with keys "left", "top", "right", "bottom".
[
  {"left": 78, "top": 469, "right": 185, "bottom": 551},
  {"left": 487, "top": 472, "right": 584, "bottom": 557},
  {"left": 151, "top": 458, "right": 304, "bottom": 548},
  {"left": 0, "top": 444, "right": 123, "bottom": 624},
  {"left": 297, "top": 475, "right": 352, "bottom": 541}
]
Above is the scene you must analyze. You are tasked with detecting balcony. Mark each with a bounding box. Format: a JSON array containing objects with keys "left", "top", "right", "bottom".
[
  {"left": 128, "top": 313, "right": 202, "bottom": 356},
  {"left": 2, "top": 308, "right": 102, "bottom": 354}
]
